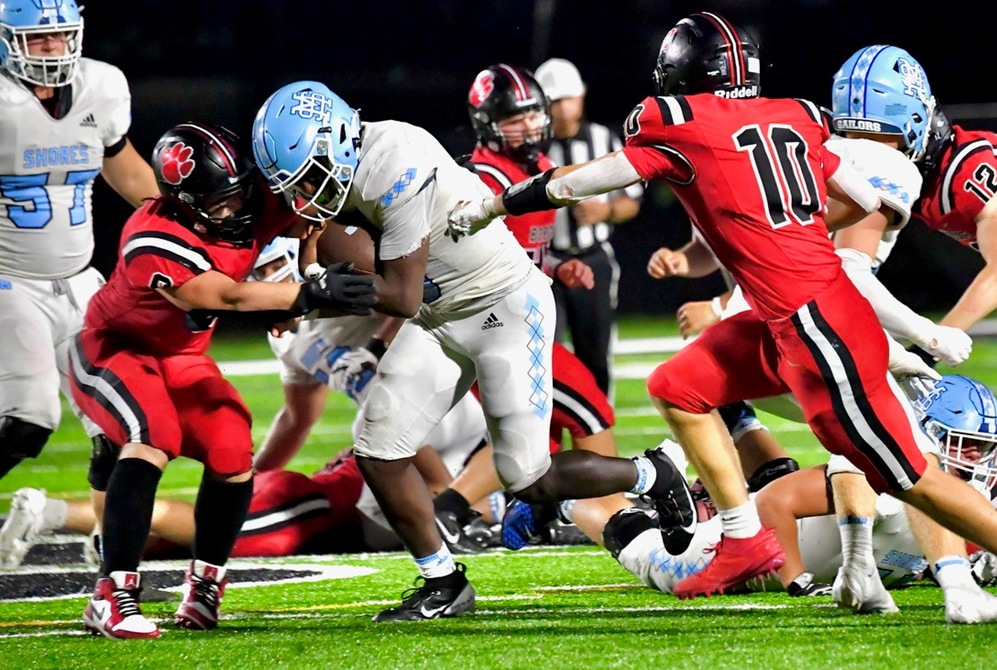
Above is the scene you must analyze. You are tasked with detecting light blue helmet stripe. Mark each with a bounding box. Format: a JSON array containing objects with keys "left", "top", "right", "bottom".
[{"left": 848, "top": 45, "right": 888, "bottom": 119}]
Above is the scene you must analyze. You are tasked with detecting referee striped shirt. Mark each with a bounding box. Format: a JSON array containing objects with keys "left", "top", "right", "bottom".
[{"left": 546, "top": 120, "right": 643, "bottom": 255}]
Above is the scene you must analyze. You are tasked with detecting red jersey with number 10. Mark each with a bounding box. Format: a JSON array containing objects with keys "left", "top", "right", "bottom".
[
  {"left": 914, "top": 126, "right": 997, "bottom": 251},
  {"left": 622, "top": 94, "right": 843, "bottom": 321}
]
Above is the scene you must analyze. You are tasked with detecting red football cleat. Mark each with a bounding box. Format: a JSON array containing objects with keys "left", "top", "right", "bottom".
[
  {"left": 673, "top": 526, "right": 785, "bottom": 600},
  {"left": 175, "top": 560, "right": 228, "bottom": 630},
  {"left": 83, "top": 571, "right": 160, "bottom": 639}
]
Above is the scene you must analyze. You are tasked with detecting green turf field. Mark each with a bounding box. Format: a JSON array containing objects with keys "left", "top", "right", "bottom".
[{"left": 1, "top": 317, "right": 996, "bottom": 669}]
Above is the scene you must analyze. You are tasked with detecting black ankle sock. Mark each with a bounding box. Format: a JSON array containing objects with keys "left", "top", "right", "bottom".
[
  {"left": 194, "top": 475, "right": 254, "bottom": 566},
  {"left": 647, "top": 456, "right": 682, "bottom": 498},
  {"left": 426, "top": 565, "right": 466, "bottom": 588},
  {"left": 101, "top": 458, "right": 162, "bottom": 575},
  {"left": 433, "top": 488, "right": 473, "bottom": 525}
]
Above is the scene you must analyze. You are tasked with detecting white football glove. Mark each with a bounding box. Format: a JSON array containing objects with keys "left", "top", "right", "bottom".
[
  {"left": 330, "top": 347, "right": 379, "bottom": 403},
  {"left": 447, "top": 198, "right": 498, "bottom": 241},
  {"left": 914, "top": 325, "right": 973, "bottom": 367}
]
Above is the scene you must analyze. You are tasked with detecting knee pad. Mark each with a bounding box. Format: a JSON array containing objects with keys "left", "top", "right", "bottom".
[
  {"left": 603, "top": 507, "right": 657, "bottom": 559},
  {"left": 747, "top": 457, "right": 800, "bottom": 492},
  {"left": 0, "top": 416, "right": 52, "bottom": 460},
  {"left": 88, "top": 434, "right": 121, "bottom": 492}
]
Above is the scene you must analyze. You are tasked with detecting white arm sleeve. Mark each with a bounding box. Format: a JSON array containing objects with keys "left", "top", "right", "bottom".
[
  {"left": 830, "top": 157, "right": 882, "bottom": 214},
  {"left": 836, "top": 247, "right": 935, "bottom": 345},
  {"left": 546, "top": 153, "right": 643, "bottom": 204}
]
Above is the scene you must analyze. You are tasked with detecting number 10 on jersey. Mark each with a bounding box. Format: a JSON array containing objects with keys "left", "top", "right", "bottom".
[{"left": 734, "top": 125, "right": 821, "bottom": 229}]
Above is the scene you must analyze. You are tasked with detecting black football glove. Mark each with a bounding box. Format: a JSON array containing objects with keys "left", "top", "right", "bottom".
[{"left": 294, "top": 262, "right": 378, "bottom": 316}]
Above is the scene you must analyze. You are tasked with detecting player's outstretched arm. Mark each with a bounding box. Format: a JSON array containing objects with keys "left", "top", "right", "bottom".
[
  {"left": 160, "top": 266, "right": 377, "bottom": 316},
  {"left": 940, "top": 199, "right": 997, "bottom": 332},
  {"left": 447, "top": 152, "right": 642, "bottom": 239},
  {"left": 101, "top": 139, "right": 159, "bottom": 207}
]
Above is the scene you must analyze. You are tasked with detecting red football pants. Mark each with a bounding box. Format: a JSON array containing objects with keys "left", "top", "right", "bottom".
[
  {"left": 69, "top": 329, "right": 253, "bottom": 478},
  {"left": 647, "top": 273, "right": 926, "bottom": 493}
]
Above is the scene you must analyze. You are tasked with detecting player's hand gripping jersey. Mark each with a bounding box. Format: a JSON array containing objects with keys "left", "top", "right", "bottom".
[
  {"left": 915, "top": 126, "right": 997, "bottom": 250},
  {"left": 622, "top": 94, "right": 843, "bottom": 321},
  {"left": 84, "top": 192, "right": 296, "bottom": 356},
  {"left": 0, "top": 59, "right": 131, "bottom": 279},
  {"left": 470, "top": 146, "right": 556, "bottom": 268},
  {"left": 343, "top": 121, "right": 536, "bottom": 319}
]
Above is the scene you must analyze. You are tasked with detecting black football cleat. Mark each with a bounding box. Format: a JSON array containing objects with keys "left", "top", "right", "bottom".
[
  {"left": 373, "top": 563, "right": 476, "bottom": 622},
  {"left": 643, "top": 447, "right": 698, "bottom": 555},
  {"left": 435, "top": 510, "right": 490, "bottom": 554}
]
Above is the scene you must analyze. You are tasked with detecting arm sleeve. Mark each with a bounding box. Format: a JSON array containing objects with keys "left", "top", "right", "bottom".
[
  {"left": 827, "top": 154, "right": 881, "bottom": 214},
  {"left": 609, "top": 133, "right": 644, "bottom": 200},
  {"left": 546, "top": 152, "right": 644, "bottom": 204},
  {"left": 836, "top": 247, "right": 935, "bottom": 345}
]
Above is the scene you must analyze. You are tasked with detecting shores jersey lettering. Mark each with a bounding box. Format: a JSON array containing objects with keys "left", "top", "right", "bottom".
[{"left": 22, "top": 144, "right": 93, "bottom": 169}]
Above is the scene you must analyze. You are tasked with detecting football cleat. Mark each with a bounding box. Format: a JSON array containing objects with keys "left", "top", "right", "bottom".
[
  {"left": 943, "top": 583, "right": 997, "bottom": 624},
  {"left": 673, "top": 526, "right": 785, "bottom": 600},
  {"left": 0, "top": 487, "right": 49, "bottom": 569},
  {"left": 786, "top": 571, "right": 833, "bottom": 597},
  {"left": 832, "top": 565, "right": 899, "bottom": 614},
  {"left": 83, "top": 571, "right": 160, "bottom": 639},
  {"left": 643, "top": 447, "right": 698, "bottom": 555},
  {"left": 373, "top": 563, "right": 476, "bottom": 622},
  {"left": 501, "top": 500, "right": 543, "bottom": 550},
  {"left": 435, "top": 510, "right": 490, "bottom": 554},
  {"left": 174, "top": 560, "right": 228, "bottom": 630}
]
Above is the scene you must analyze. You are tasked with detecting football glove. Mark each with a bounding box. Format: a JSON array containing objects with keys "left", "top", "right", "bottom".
[
  {"left": 295, "top": 262, "right": 377, "bottom": 316},
  {"left": 787, "top": 571, "right": 832, "bottom": 597},
  {"left": 970, "top": 550, "right": 997, "bottom": 587},
  {"left": 447, "top": 198, "right": 497, "bottom": 241},
  {"left": 330, "top": 347, "right": 379, "bottom": 403},
  {"left": 913, "top": 325, "right": 972, "bottom": 367}
]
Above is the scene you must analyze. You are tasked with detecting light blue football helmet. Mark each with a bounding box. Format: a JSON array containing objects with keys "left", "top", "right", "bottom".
[
  {"left": 251, "top": 237, "right": 301, "bottom": 283},
  {"left": 252, "top": 81, "right": 361, "bottom": 222},
  {"left": 915, "top": 375, "right": 997, "bottom": 494},
  {"left": 831, "top": 45, "right": 934, "bottom": 161},
  {"left": 0, "top": 0, "right": 83, "bottom": 87}
]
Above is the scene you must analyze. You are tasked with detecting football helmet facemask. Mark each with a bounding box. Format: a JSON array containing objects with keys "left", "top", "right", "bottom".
[
  {"left": 468, "top": 63, "right": 552, "bottom": 167},
  {"left": 0, "top": 0, "right": 83, "bottom": 88}
]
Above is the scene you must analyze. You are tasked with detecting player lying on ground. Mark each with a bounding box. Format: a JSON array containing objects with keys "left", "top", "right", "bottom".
[
  {"left": 65, "top": 122, "right": 376, "bottom": 640},
  {"left": 558, "top": 375, "right": 997, "bottom": 623}
]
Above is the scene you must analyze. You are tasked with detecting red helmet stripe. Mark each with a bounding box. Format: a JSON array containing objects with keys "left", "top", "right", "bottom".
[
  {"left": 175, "top": 123, "right": 238, "bottom": 176},
  {"left": 497, "top": 63, "right": 531, "bottom": 102},
  {"left": 699, "top": 12, "right": 744, "bottom": 86}
]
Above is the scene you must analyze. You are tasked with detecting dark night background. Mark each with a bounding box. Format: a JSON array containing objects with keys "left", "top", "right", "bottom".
[{"left": 80, "top": 0, "right": 990, "bottom": 316}]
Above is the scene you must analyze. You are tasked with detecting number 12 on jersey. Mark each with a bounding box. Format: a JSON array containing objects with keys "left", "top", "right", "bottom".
[{"left": 734, "top": 124, "right": 821, "bottom": 229}]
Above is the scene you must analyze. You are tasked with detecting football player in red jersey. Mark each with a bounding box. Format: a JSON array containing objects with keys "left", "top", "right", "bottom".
[
  {"left": 914, "top": 107, "right": 997, "bottom": 335},
  {"left": 448, "top": 12, "right": 997, "bottom": 601},
  {"left": 446, "top": 64, "right": 632, "bottom": 548},
  {"left": 67, "top": 122, "right": 376, "bottom": 639}
]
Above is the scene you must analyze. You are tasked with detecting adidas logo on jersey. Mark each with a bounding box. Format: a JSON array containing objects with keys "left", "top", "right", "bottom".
[
  {"left": 481, "top": 313, "right": 504, "bottom": 330},
  {"left": 79, "top": 114, "right": 97, "bottom": 128}
]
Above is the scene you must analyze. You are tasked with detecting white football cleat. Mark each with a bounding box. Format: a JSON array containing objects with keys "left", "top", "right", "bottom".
[
  {"left": 832, "top": 565, "right": 899, "bottom": 614},
  {"left": 83, "top": 571, "right": 160, "bottom": 639},
  {"left": 0, "top": 487, "right": 49, "bottom": 569},
  {"left": 944, "top": 583, "right": 997, "bottom": 624}
]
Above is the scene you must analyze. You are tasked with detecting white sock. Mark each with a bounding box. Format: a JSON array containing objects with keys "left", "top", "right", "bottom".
[
  {"left": 489, "top": 492, "right": 506, "bottom": 523},
  {"left": 629, "top": 457, "right": 657, "bottom": 495},
  {"left": 719, "top": 501, "right": 762, "bottom": 539},
  {"left": 934, "top": 555, "right": 976, "bottom": 591},
  {"left": 42, "top": 498, "right": 68, "bottom": 533},
  {"left": 839, "top": 516, "right": 875, "bottom": 570},
  {"left": 415, "top": 543, "right": 457, "bottom": 580}
]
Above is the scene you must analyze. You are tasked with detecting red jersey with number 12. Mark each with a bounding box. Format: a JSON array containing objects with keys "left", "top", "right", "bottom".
[
  {"left": 914, "top": 126, "right": 997, "bottom": 251},
  {"left": 622, "top": 94, "right": 842, "bottom": 320}
]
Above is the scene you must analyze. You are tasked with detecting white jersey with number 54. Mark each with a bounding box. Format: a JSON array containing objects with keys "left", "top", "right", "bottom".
[{"left": 0, "top": 58, "right": 131, "bottom": 280}]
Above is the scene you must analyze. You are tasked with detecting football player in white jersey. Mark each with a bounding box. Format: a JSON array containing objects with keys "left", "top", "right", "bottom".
[
  {"left": 0, "top": 0, "right": 157, "bottom": 478},
  {"left": 251, "top": 81, "right": 693, "bottom": 622}
]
